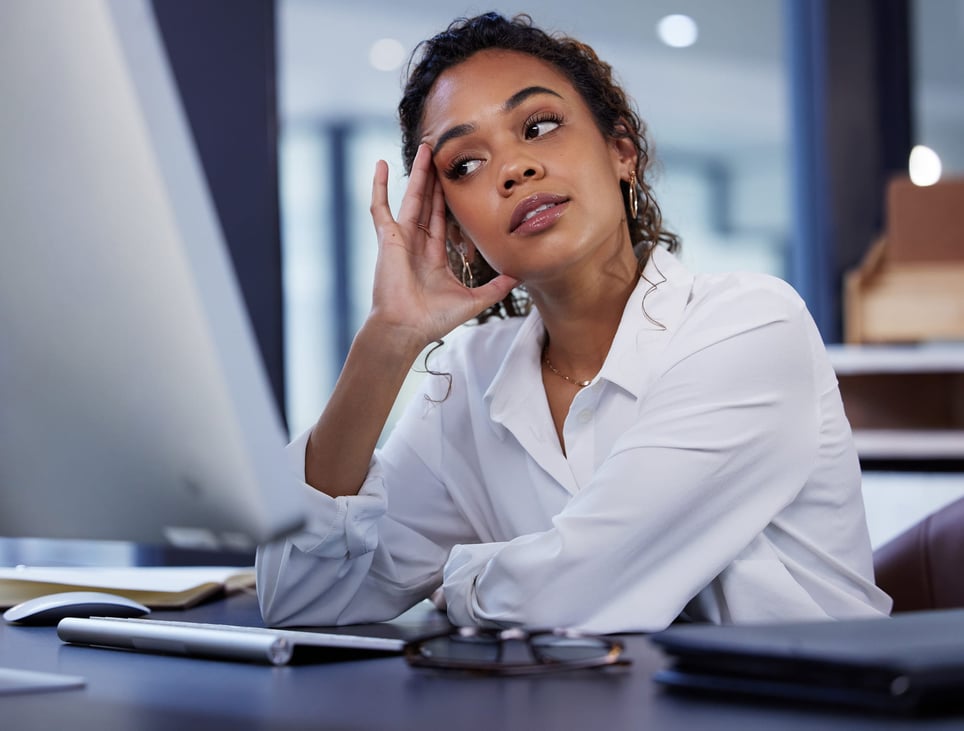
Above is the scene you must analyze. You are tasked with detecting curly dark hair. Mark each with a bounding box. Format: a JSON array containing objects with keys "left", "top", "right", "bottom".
[{"left": 399, "top": 12, "right": 680, "bottom": 321}]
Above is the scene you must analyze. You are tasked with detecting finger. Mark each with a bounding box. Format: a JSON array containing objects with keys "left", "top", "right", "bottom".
[
  {"left": 428, "top": 171, "right": 447, "bottom": 241},
  {"left": 369, "top": 159, "right": 395, "bottom": 234},
  {"left": 397, "top": 144, "right": 433, "bottom": 230},
  {"left": 420, "top": 173, "right": 448, "bottom": 258},
  {"left": 469, "top": 274, "right": 521, "bottom": 310},
  {"left": 417, "top": 167, "right": 436, "bottom": 235}
]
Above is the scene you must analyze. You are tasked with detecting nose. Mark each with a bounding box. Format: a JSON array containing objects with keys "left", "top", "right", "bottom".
[{"left": 500, "top": 156, "right": 544, "bottom": 194}]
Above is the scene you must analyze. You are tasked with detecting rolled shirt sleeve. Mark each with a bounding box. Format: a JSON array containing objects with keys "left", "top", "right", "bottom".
[{"left": 256, "top": 398, "right": 479, "bottom": 627}]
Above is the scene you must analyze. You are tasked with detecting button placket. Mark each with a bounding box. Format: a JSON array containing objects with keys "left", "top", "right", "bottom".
[{"left": 563, "top": 385, "right": 603, "bottom": 489}]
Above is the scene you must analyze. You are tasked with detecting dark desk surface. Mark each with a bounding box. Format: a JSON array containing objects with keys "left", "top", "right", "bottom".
[{"left": 2, "top": 592, "right": 962, "bottom": 731}]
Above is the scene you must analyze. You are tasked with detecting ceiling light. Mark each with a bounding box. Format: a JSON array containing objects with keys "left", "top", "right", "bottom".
[
  {"left": 657, "top": 14, "right": 699, "bottom": 48},
  {"left": 369, "top": 38, "right": 406, "bottom": 72},
  {"left": 909, "top": 144, "right": 942, "bottom": 186}
]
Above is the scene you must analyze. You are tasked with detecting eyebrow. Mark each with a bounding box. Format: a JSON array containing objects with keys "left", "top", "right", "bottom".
[
  {"left": 504, "top": 85, "right": 561, "bottom": 112},
  {"left": 431, "top": 85, "right": 564, "bottom": 156}
]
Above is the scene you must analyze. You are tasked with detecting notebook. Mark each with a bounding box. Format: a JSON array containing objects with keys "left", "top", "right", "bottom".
[
  {"left": 0, "top": 567, "right": 255, "bottom": 610},
  {"left": 650, "top": 609, "right": 964, "bottom": 714}
]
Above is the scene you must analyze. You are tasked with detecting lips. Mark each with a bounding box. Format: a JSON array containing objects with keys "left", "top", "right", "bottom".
[{"left": 509, "top": 193, "right": 570, "bottom": 234}]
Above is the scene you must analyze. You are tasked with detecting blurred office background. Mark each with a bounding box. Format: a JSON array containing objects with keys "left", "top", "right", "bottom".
[
  {"left": 272, "top": 0, "right": 964, "bottom": 547},
  {"left": 280, "top": 0, "right": 796, "bottom": 437},
  {"left": 276, "top": 0, "right": 962, "bottom": 437},
  {"left": 4, "top": 0, "right": 962, "bottom": 565}
]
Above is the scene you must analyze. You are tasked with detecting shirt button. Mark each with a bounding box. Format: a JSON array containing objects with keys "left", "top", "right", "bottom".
[{"left": 577, "top": 409, "right": 593, "bottom": 424}]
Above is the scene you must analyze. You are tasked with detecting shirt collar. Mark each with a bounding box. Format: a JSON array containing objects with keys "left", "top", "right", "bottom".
[
  {"left": 485, "top": 246, "right": 695, "bottom": 418},
  {"left": 599, "top": 246, "right": 694, "bottom": 398},
  {"left": 484, "top": 304, "right": 546, "bottom": 427}
]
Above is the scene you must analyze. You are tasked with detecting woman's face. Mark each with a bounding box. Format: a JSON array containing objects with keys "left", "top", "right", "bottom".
[{"left": 419, "top": 49, "right": 636, "bottom": 286}]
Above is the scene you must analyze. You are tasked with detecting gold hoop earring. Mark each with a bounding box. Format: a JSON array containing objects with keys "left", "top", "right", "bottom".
[
  {"left": 458, "top": 246, "right": 475, "bottom": 288},
  {"left": 628, "top": 171, "right": 639, "bottom": 220}
]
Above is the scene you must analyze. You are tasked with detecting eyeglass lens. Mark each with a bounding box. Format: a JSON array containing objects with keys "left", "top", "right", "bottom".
[
  {"left": 415, "top": 633, "right": 614, "bottom": 666},
  {"left": 418, "top": 634, "right": 502, "bottom": 663},
  {"left": 530, "top": 635, "right": 613, "bottom": 663}
]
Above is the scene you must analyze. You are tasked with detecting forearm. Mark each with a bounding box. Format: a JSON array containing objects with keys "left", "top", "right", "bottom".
[
  {"left": 305, "top": 319, "right": 425, "bottom": 497},
  {"left": 305, "top": 146, "right": 516, "bottom": 497},
  {"left": 260, "top": 410, "right": 477, "bottom": 628}
]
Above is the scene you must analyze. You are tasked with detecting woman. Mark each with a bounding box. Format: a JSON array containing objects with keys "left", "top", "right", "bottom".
[{"left": 257, "top": 13, "right": 891, "bottom": 633}]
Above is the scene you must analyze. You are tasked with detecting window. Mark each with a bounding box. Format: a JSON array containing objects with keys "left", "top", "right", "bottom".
[{"left": 911, "top": 0, "right": 964, "bottom": 179}]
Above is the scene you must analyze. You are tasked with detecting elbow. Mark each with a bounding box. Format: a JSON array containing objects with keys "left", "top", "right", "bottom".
[
  {"left": 254, "top": 542, "right": 319, "bottom": 628},
  {"left": 256, "top": 577, "right": 331, "bottom": 628},
  {"left": 255, "top": 565, "right": 294, "bottom": 628},
  {"left": 256, "top": 580, "right": 291, "bottom": 628}
]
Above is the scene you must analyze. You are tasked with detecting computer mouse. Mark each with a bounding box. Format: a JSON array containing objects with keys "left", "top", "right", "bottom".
[{"left": 2, "top": 591, "right": 151, "bottom": 626}]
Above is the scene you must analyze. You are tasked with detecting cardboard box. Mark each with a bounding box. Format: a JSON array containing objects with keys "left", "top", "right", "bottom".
[
  {"left": 844, "top": 177, "right": 964, "bottom": 344},
  {"left": 886, "top": 177, "right": 964, "bottom": 263}
]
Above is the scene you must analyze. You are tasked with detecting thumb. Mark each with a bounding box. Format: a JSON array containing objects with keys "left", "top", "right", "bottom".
[{"left": 470, "top": 274, "right": 522, "bottom": 311}]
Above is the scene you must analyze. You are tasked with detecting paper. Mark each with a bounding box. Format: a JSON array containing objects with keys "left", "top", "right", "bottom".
[{"left": 0, "top": 566, "right": 253, "bottom": 592}]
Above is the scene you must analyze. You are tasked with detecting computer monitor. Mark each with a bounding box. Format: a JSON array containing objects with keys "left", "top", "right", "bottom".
[{"left": 0, "top": 0, "right": 306, "bottom": 550}]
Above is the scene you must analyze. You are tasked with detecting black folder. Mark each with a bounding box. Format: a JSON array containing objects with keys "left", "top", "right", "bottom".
[{"left": 650, "top": 609, "right": 964, "bottom": 714}]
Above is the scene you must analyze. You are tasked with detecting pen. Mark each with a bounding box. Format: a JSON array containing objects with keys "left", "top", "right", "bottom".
[{"left": 57, "top": 617, "right": 294, "bottom": 665}]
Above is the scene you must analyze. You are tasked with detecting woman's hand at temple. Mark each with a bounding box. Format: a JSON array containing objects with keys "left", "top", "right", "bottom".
[
  {"left": 302, "top": 144, "right": 517, "bottom": 498},
  {"left": 368, "top": 143, "right": 519, "bottom": 348}
]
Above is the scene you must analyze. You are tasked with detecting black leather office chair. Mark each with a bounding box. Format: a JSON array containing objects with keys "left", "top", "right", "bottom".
[{"left": 873, "top": 495, "right": 964, "bottom": 613}]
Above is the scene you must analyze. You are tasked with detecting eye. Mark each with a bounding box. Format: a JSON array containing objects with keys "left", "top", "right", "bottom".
[
  {"left": 524, "top": 113, "right": 563, "bottom": 140},
  {"left": 444, "top": 156, "right": 483, "bottom": 180}
]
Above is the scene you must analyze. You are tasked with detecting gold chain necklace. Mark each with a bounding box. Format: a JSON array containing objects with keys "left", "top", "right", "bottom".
[{"left": 542, "top": 343, "right": 593, "bottom": 388}]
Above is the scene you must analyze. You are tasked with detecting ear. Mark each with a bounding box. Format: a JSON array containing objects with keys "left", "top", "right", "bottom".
[
  {"left": 608, "top": 121, "right": 638, "bottom": 181},
  {"left": 609, "top": 135, "right": 637, "bottom": 182}
]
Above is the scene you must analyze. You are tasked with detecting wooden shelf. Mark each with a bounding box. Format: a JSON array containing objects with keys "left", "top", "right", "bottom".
[
  {"left": 827, "top": 343, "right": 964, "bottom": 374},
  {"left": 826, "top": 344, "right": 964, "bottom": 463},
  {"left": 852, "top": 430, "right": 964, "bottom": 461}
]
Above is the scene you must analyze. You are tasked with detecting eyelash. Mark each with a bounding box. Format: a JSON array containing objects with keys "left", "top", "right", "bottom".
[
  {"left": 443, "top": 111, "right": 566, "bottom": 181},
  {"left": 444, "top": 154, "right": 481, "bottom": 181},
  {"left": 523, "top": 111, "right": 564, "bottom": 140}
]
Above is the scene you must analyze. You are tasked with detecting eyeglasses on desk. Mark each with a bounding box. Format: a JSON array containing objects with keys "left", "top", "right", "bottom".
[{"left": 404, "top": 626, "right": 630, "bottom": 676}]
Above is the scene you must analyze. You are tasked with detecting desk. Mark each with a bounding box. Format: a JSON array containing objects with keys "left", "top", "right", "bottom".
[{"left": 1, "top": 593, "right": 961, "bottom": 730}]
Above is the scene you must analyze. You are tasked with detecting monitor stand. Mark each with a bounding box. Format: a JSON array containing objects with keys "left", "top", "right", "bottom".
[{"left": 0, "top": 666, "right": 86, "bottom": 695}]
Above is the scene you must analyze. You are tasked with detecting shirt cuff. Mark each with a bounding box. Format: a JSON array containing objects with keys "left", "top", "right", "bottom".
[{"left": 442, "top": 542, "right": 508, "bottom": 627}]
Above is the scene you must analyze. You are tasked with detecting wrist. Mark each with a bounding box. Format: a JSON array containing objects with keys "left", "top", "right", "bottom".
[{"left": 354, "top": 317, "right": 428, "bottom": 364}]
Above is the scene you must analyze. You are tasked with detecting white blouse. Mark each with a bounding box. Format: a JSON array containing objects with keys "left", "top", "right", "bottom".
[{"left": 256, "top": 248, "right": 892, "bottom": 633}]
